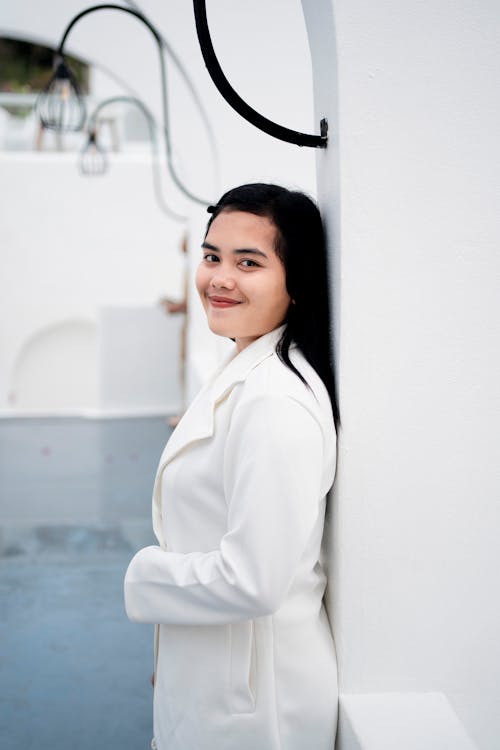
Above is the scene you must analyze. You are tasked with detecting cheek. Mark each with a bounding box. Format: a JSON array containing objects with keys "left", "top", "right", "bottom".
[
  {"left": 267, "top": 273, "right": 290, "bottom": 310},
  {"left": 275, "top": 289, "right": 292, "bottom": 318},
  {"left": 195, "top": 264, "right": 208, "bottom": 300},
  {"left": 254, "top": 277, "right": 290, "bottom": 320}
]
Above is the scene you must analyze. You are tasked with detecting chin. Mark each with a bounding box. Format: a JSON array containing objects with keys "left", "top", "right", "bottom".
[{"left": 207, "top": 320, "right": 235, "bottom": 339}]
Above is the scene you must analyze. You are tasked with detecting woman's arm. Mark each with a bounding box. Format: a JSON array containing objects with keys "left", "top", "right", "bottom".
[{"left": 124, "top": 394, "right": 328, "bottom": 625}]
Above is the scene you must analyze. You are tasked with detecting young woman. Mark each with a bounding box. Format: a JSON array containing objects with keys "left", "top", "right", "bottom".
[{"left": 124, "top": 183, "right": 339, "bottom": 750}]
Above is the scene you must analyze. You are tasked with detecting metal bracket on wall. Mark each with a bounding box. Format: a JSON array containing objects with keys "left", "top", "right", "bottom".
[{"left": 193, "top": 0, "right": 328, "bottom": 148}]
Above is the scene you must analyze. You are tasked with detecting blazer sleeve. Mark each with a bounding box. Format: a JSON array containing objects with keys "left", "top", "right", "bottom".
[{"left": 124, "top": 393, "right": 327, "bottom": 625}]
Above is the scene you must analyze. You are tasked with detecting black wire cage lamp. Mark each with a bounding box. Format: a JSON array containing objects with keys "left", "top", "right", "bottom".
[
  {"left": 34, "top": 3, "right": 211, "bottom": 205},
  {"left": 79, "top": 128, "right": 108, "bottom": 176},
  {"left": 36, "top": 54, "right": 87, "bottom": 132}
]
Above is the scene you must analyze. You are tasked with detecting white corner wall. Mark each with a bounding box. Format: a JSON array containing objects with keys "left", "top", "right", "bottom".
[{"left": 301, "top": 1, "right": 500, "bottom": 748}]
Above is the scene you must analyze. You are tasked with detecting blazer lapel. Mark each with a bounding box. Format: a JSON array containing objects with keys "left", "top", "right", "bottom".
[{"left": 151, "top": 325, "right": 286, "bottom": 546}]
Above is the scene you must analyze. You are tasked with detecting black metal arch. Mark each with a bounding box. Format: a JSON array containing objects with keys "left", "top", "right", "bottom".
[
  {"left": 193, "top": 0, "right": 328, "bottom": 148},
  {"left": 58, "top": 4, "right": 160, "bottom": 53}
]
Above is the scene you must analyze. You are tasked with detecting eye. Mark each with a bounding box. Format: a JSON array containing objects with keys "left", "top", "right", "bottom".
[
  {"left": 203, "top": 253, "right": 219, "bottom": 263},
  {"left": 239, "top": 259, "right": 260, "bottom": 268}
]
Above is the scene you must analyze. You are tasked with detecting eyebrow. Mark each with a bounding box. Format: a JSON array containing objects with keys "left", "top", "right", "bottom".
[{"left": 201, "top": 241, "right": 268, "bottom": 259}]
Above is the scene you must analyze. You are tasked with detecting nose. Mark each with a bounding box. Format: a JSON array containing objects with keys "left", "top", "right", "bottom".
[{"left": 210, "top": 266, "right": 236, "bottom": 290}]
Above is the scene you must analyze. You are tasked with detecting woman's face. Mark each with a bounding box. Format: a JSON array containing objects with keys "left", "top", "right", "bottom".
[{"left": 195, "top": 210, "right": 291, "bottom": 352}]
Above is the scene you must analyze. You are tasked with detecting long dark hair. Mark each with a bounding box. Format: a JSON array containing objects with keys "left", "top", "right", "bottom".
[{"left": 206, "top": 183, "right": 339, "bottom": 427}]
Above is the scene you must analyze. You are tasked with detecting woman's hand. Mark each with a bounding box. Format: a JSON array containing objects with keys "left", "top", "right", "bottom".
[{"left": 159, "top": 297, "right": 187, "bottom": 315}]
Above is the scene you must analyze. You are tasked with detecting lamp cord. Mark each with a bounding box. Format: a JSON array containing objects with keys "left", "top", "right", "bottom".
[
  {"left": 88, "top": 96, "right": 188, "bottom": 222},
  {"left": 59, "top": 3, "right": 212, "bottom": 205}
]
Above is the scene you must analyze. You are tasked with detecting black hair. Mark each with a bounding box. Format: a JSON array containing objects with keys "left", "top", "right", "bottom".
[{"left": 206, "top": 183, "right": 340, "bottom": 427}]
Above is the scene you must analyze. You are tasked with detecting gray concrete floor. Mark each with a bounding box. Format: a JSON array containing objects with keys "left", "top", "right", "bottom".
[{"left": 0, "top": 417, "right": 173, "bottom": 750}]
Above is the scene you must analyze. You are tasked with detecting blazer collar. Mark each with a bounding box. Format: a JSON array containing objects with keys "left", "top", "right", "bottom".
[
  {"left": 161, "top": 324, "right": 286, "bottom": 464},
  {"left": 152, "top": 325, "right": 287, "bottom": 545}
]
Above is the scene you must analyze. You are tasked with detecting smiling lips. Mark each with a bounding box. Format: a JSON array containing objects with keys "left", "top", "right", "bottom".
[{"left": 207, "top": 295, "right": 242, "bottom": 308}]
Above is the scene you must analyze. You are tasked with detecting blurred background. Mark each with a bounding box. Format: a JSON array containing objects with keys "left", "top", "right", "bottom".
[
  {"left": 2, "top": 2, "right": 500, "bottom": 750},
  {"left": 0, "top": 1, "right": 317, "bottom": 747}
]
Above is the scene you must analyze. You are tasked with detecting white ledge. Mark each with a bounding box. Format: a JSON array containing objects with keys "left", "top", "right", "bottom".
[
  {"left": 0, "top": 407, "right": 175, "bottom": 420},
  {"left": 337, "top": 692, "right": 477, "bottom": 750}
]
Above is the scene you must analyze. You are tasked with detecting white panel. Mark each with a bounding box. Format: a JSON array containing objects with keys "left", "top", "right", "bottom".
[{"left": 98, "top": 306, "right": 182, "bottom": 415}]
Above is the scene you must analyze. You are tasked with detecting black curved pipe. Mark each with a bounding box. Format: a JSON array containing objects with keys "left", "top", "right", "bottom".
[
  {"left": 58, "top": 3, "right": 210, "bottom": 205},
  {"left": 193, "top": 0, "right": 327, "bottom": 148},
  {"left": 87, "top": 96, "right": 187, "bottom": 222},
  {"left": 126, "top": 0, "right": 220, "bottom": 195}
]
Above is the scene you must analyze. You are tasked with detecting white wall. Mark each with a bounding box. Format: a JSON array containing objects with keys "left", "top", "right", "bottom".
[
  {"left": 302, "top": 1, "right": 500, "bottom": 748},
  {"left": 0, "top": 152, "right": 186, "bottom": 413},
  {"left": 1, "top": 0, "right": 318, "bottom": 411}
]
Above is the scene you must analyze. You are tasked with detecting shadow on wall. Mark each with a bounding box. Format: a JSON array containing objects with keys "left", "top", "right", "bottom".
[{"left": 9, "top": 318, "right": 97, "bottom": 412}]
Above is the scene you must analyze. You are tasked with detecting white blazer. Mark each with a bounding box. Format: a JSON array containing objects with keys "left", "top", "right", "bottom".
[{"left": 124, "top": 325, "right": 338, "bottom": 750}]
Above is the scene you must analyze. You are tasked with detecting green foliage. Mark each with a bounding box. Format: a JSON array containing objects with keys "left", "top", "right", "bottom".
[{"left": 0, "top": 37, "right": 89, "bottom": 95}]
